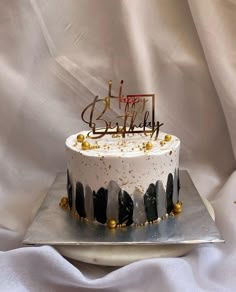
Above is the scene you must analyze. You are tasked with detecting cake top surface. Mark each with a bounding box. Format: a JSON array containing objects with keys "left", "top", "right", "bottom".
[{"left": 66, "top": 130, "right": 180, "bottom": 158}]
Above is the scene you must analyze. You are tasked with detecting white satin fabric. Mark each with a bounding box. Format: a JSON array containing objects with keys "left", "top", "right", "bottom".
[{"left": 0, "top": 0, "right": 236, "bottom": 291}]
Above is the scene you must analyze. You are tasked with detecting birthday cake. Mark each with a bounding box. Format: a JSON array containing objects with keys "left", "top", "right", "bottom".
[{"left": 62, "top": 81, "right": 182, "bottom": 228}]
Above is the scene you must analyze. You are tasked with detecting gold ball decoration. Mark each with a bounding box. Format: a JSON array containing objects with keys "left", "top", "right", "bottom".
[
  {"left": 59, "top": 197, "right": 69, "bottom": 208},
  {"left": 77, "top": 134, "right": 85, "bottom": 143},
  {"left": 107, "top": 218, "right": 117, "bottom": 229},
  {"left": 81, "top": 140, "right": 90, "bottom": 150},
  {"left": 164, "top": 134, "right": 172, "bottom": 142},
  {"left": 145, "top": 141, "right": 153, "bottom": 150},
  {"left": 173, "top": 201, "right": 183, "bottom": 214}
]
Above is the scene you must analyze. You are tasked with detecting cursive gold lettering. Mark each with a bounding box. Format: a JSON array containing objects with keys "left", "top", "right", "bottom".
[{"left": 80, "top": 80, "right": 162, "bottom": 139}]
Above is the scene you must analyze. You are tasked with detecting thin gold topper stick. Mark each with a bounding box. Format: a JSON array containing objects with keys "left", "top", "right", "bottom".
[
  {"left": 108, "top": 80, "right": 112, "bottom": 97},
  {"left": 119, "top": 80, "right": 124, "bottom": 109},
  {"left": 107, "top": 80, "right": 112, "bottom": 109}
]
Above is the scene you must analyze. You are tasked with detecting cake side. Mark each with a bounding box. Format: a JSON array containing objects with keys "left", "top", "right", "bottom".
[
  {"left": 66, "top": 131, "right": 180, "bottom": 193},
  {"left": 65, "top": 131, "right": 181, "bottom": 226}
]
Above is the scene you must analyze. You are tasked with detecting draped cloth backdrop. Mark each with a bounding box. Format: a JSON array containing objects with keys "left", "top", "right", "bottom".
[{"left": 0, "top": 0, "right": 236, "bottom": 291}]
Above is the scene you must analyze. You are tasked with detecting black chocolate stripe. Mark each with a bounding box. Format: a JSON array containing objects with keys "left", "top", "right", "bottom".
[
  {"left": 75, "top": 182, "right": 86, "bottom": 218},
  {"left": 118, "top": 190, "right": 133, "bottom": 226},
  {"left": 93, "top": 187, "right": 108, "bottom": 224},
  {"left": 144, "top": 183, "right": 158, "bottom": 222},
  {"left": 67, "top": 169, "right": 73, "bottom": 209},
  {"left": 166, "top": 173, "right": 174, "bottom": 214}
]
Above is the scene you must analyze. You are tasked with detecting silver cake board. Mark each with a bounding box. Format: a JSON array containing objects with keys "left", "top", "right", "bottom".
[{"left": 22, "top": 170, "right": 224, "bottom": 266}]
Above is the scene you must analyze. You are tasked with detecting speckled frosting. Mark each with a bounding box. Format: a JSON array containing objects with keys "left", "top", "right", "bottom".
[{"left": 65, "top": 131, "right": 181, "bottom": 226}]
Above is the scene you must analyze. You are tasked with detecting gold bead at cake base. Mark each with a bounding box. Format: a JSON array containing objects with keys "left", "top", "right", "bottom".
[
  {"left": 145, "top": 141, "right": 153, "bottom": 150},
  {"left": 107, "top": 218, "right": 117, "bottom": 229},
  {"left": 60, "top": 196, "right": 69, "bottom": 208},
  {"left": 173, "top": 202, "right": 183, "bottom": 214},
  {"left": 164, "top": 134, "right": 172, "bottom": 142},
  {"left": 81, "top": 140, "right": 90, "bottom": 150},
  {"left": 77, "top": 134, "right": 85, "bottom": 143}
]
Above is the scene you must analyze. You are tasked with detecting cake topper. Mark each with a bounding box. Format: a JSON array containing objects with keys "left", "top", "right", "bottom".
[{"left": 81, "top": 80, "right": 163, "bottom": 139}]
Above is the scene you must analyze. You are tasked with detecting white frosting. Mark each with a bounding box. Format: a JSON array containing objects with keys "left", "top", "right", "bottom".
[{"left": 66, "top": 131, "right": 180, "bottom": 197}]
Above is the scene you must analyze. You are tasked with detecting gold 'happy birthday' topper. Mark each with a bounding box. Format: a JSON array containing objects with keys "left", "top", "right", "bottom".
[{"left": 81, "top": 80, "right": 163, "bottom": 139}]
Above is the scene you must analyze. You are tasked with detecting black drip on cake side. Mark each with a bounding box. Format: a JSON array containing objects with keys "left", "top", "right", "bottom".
[
  {"left": 177, "top": 168, "right": 181, "bottom": 200},
  {"left": 67, "top": 170, "right": 73, "bottom": 209}
]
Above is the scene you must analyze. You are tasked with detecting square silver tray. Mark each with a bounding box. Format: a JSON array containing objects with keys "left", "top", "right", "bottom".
[{"left": 23, "top": 170, "right": 224, "bottom": 246}]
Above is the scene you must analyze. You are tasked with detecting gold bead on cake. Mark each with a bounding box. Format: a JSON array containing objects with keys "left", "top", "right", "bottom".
[
  {"left": 107, "top": 218, "right": 117, "bottom": 229},
  {"left": 81, "top": 140, "right": 90, "bottom": 150},
  {"left": 77, "top": 134, "right": 85, "bottom": 143},
  {"left": 145, "top": 141, "right": 153, "bottom": 150},
  {"left": 164, "top": 134, "right": 172, "bottom": 142}
]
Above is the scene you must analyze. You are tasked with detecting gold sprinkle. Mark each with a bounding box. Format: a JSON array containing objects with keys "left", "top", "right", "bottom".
[
  {"left": 160, "top": 141, "right": 166, "bottom": 146},
  {"left": 121, "top": 181, "right": 128, "bottom": 186}
]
